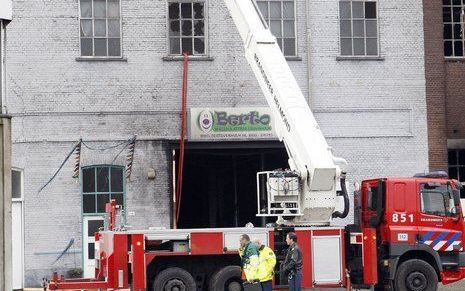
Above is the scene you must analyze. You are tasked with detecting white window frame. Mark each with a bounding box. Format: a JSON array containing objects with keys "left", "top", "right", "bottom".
[
  {"left": 1, "top": 21, "right": 6, "bottom": 111},
  {"left": 82, "top": 215, "right": 105, "bottom": 278},
  {"left": 11, "top": 167, "right": 25, "bottom": 289},
  {"left": 256, "top": 0, "right": 298, "bottom": 57},
  {"left": 166, "top": 0, "right": 209, "bottom": 57},
  {"left": 338, "top": 0, "right": 380, "bottom": 57},
  {"left": 78, "top": 0, "right": 123, "bottom": 58},
  {"left": 12, "top": 167, "right": 24, "bottom": 202}
]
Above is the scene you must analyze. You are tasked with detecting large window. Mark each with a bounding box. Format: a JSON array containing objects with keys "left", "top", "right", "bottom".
[
  {"left": 339, "top": 1, "right": 378, "bottom": 56},
  {"left": 79, "top": 0, "right": 122, "bottom": 57},
  {"left": 168, "top": 1, "right": 206, "bottom": 55},
  {"left": 256, "top": 0, "right": 296, "bottom": 56},
  {"left": 448, "top": 149, "right": 465, "bottom": 198},
  {"left": 82, "top": 166, "right": 125, "bottom": 214},
  {"left": 420, "top": 184, "right": 457, "bottom": 217},
  {"left": 443, "top": 0, "right": 465, "bottom": 57}
]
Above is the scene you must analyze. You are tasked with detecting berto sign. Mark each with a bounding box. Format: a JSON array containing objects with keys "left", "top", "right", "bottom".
[{"left": 189, "top": 108, "right": 276, "bottom": 141}]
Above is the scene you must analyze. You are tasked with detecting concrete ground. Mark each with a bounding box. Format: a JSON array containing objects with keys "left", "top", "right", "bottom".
[
  {"left": 306, "top": 280, "right": 465, "bottom": 290},
  {"left": 28, "top": 280, "right": 465, "bottom": 290},
  {"left": 28, "top": 282, "right": 465, "bottom": 290},
  {"left": 438, "top": 280, "right": 465, "bottom": 291}
]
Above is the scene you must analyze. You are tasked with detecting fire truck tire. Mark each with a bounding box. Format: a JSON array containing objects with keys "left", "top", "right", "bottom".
[
  {"left": 394, "top": 259, "right": 438, "bottom": 291},
  {"left": 153, "top": 267, "right": 197, "bottom": 291},
  {"left": 208, "top": 265, "right": 243, "bottom": 291}
]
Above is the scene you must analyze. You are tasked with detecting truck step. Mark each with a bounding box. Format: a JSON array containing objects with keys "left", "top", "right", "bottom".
[{"left": 442, "top": 262, "right": 459, "bottom": 268}]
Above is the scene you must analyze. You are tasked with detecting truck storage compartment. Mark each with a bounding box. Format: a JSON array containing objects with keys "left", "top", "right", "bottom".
[
  {"left": 312, "top": 235, "right": 342, "bottom": 284},
  {"left": 294, "top": 228, "right": 346, "bottom": 288}
]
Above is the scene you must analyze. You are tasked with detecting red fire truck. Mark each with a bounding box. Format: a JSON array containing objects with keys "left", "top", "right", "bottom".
[
  {"left": 46, "top": 0, "right": 465, "bottom": 290},
  {"left": 47, "top": 177, "right": 465, "bottom": 291}
]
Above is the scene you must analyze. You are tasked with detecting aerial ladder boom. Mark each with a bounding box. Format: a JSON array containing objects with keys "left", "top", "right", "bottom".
[{"left": 224, "top": 0, "right": 349, "bottom": 225}]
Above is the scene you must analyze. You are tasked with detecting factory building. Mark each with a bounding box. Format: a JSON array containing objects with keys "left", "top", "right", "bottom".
[{"left": 5, "top": 0, "right": 428, "bottom": 286}]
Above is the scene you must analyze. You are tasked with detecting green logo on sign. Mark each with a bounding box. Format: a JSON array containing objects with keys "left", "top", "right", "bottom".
[{"left": 198, "top": 110, "right": 272, "bottom": 133}]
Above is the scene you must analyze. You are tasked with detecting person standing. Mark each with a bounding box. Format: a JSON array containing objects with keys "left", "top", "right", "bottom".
[
  {"left": 283, "top": 232, "right": 302, "bottom": 291},
  {"left": 253, "top": 239, "right": 276, "bottom": 291},
  {"left": 239, "top": 234, "right": 260, "bottom": 283}
]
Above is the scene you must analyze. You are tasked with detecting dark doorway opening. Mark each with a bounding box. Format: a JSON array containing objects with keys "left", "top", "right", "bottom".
[{"left": 175, "top": 144, "right": 287, "bottom": 229}]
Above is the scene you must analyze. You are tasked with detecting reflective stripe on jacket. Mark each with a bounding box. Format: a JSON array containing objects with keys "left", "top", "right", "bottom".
[
  {"left": 239, "top": 242, "right": 260, "bottom": 281},
  {"left": 257, "top": 246, "right": 277, "bottom": 282}
]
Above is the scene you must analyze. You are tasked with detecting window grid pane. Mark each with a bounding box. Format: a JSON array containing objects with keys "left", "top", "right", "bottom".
[
  {"left": 82, "top": 166, "right": 125, "bottom": 214},
  {"left": 339, "top": 1, "right": 379, "bottom": 57},
  {"left": 443, "top": 2, "right": 465, "bottom": 57},
  {"left": 283, "top": 2, "right": 294, "bottom": 19},
  {"left": 352, "top": 1, "right": 364, "bottom": 18},
  {"left": 108, "top": 0, "right": 120, "bottom": 18},
  {"left": 257, "top": 0, "right": 297, "bottom": 56},
  {"left": 79, "top": 0, "right": 122, "bottom": 57},
  {"left": 80, "top": 19, "right": 93, "bottom": 37}
]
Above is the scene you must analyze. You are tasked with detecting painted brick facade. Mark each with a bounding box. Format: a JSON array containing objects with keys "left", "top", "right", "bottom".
[
  {"left": 308, "top": 0, "right": 429, "bottom": 202},
  {"left": 6, "top": 0, "right": 428, "bottom": 286},
  {"left": 423, "top": 0, "right": 449, "bottom": 171},
  {"left": 423, "top": 0, "right": 465, "bottom": 169}
]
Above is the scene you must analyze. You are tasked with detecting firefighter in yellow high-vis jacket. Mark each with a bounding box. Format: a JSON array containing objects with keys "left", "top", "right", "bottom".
[{"left": 254, "top": 239, "right": 277, "bottom": 291}]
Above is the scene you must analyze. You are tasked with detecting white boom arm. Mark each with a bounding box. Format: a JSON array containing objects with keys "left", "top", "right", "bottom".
[{"left": 224, "top": 0, "right": 349, "bottom": 225}]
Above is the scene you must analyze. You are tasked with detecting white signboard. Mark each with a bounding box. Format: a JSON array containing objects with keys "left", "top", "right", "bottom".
[
  {"left": 188, "top": 107, "right": 277, "bottom": 141},
  {"left": 0, "top": 0, "right": 12, "bottom": 20}
]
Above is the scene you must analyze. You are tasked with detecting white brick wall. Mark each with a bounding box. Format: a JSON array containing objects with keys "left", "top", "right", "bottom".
[
  {"left": 6, "top": 0, "right": 427, "bottom": 286},
  {"left": 307, "top": 0, "right": 428, "bottom": 224}
]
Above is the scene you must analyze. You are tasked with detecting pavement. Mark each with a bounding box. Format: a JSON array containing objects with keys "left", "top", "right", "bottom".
[
  {"left": 25, "top": 280, "right": 465, "bottom": 290},
  {"left": 438, "top": 280, "right": 465, "bottom": 291},
  {"left": 304, "top": 281, "right": 465, "bottom": 290}
]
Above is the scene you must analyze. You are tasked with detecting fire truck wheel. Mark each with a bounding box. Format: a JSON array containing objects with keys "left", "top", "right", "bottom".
[
  {"left": 153, "top": 267, "right": 197, "bottom": 291},
  {"left": 394, "top": 259, "right": 438, "bottom": 291},
  {"left": 208, "top": 265, "right": 243, "bottom": 291}
]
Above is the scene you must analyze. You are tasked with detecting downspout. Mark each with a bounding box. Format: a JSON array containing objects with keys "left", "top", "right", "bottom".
[
  {"left": 305, "top": 0, "right": 313, "bottom": 108},
  {"left": 175, "top": 53, "right": 189, "bottom": 228},
  {"left": 0, "top": 17, "right": 12, "bottom": 291},
  {"left": 0, "top": 20, "right": 6, "bottom": 113}
]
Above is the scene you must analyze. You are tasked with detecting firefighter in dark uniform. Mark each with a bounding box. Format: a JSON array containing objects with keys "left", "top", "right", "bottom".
[{"left": 283, "top": 232, "right": 302, "bottom": 291}]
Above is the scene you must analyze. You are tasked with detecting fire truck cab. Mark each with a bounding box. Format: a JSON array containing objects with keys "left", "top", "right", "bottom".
[{"left": 347, "top": 173, "right": 465, "bottom": 290}]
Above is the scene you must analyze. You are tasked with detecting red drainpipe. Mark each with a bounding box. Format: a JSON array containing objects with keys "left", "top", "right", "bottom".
[{"left": 175, "top": 53, "right": 189, "bottom": 228}]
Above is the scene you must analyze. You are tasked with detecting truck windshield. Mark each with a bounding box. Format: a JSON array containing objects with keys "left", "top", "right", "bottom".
[{"left": 420, "top": 184, "right": 458, "bottom": 217}]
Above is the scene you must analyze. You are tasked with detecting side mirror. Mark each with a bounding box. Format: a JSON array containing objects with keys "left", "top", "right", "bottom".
[
  {"left": 462, "top": 199, "right": 465, "bottom": 218},
  {"left": 354, "top": 182, "right": 361, "bottom": 192},
  {"left": 449, "top": 207, "right": 460, "bottom": 222}
]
